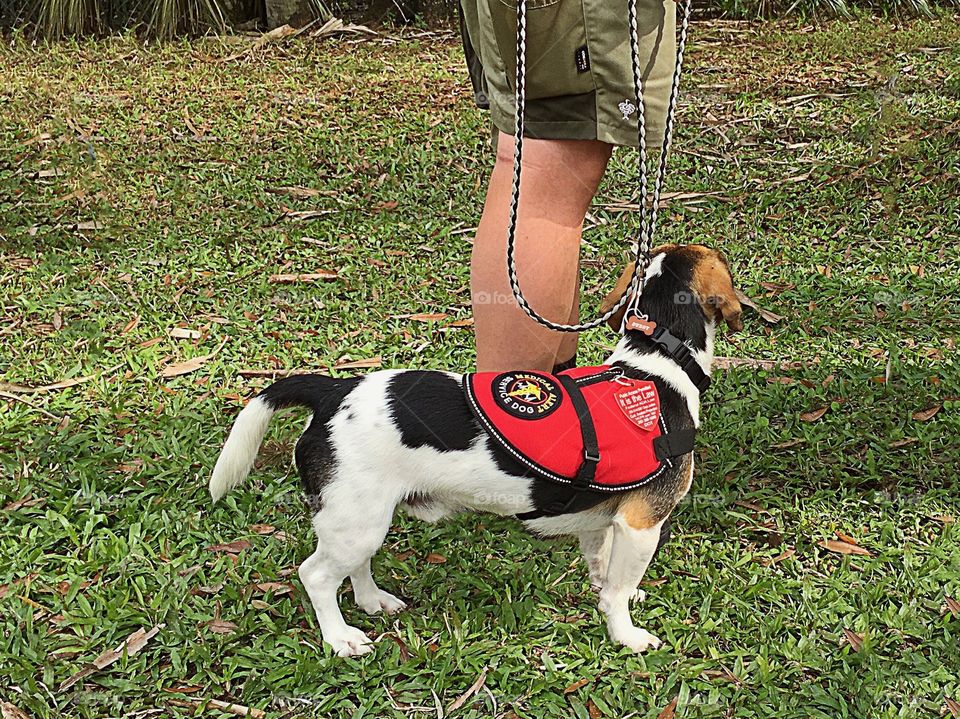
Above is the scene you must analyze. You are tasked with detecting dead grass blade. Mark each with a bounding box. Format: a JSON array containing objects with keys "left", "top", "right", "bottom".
[
  {"left": 59, "top": 625, "right": 163, "bottom": 690},
  {"left": 446, "top": 669, "right": 487, "bottom": 713}
]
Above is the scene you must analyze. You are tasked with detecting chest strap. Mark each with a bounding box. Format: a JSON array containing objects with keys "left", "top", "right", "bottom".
[{"left": 556, "top": 375, "right": 598, "bottom": 490}]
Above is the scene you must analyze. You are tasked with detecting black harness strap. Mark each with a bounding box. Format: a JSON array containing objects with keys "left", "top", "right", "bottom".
[
  {"left": 653, "top": 428, "right": 697, "bottom": 461},
  {"left": 644, "top": 326, "right": 711, "bottom": 393},
  {"left": 557, "top": 374, "right": 599, "bottom": 490}
]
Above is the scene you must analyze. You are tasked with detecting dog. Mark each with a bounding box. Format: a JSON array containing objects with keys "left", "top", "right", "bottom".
[{"left": 209, "top": 244, "right": 742, "bottom": 657}]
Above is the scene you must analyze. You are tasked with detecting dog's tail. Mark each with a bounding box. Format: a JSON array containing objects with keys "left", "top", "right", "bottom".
[{"left": 209, "top": 374, "right": 350, "bottom": 502}]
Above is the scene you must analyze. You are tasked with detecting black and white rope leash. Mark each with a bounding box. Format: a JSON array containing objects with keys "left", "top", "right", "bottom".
[{"left": 505, "top": 0, "right": 693, "bottom": 332}]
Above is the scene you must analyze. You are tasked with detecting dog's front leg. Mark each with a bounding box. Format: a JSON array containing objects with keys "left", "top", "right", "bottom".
[{"left": 598, "top": 515, "right": 665, "bottom": 653}]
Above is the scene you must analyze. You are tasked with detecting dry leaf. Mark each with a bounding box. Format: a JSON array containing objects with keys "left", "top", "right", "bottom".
[
  {"left": 169, "top": 328, "right": 201, "bottom": 340},
  {"left": 657, "top": 697, "right": 678, "bottom": 719},
  {"left": 266, "top": 186, "right": 323, "bottom": 198},
  {"left": 946, "top": 698, "right": 960, "bottom": 717},
  {"left": 60, "top": 625, "right": 163, "bottom": 690},
  {"left": 943, "top": 596, "right": 960, "bottom": 617},
  {"left": 767, "top": 548, "right": 796, "bottom": 565},
  {"left": 819, "top": 540, "right": 872, "bottom": 557},
  {"left": 0, "top": 364, "right": 121, "bottom": 394},
  {"left": 204, "top": 539, "right": 252, "bottom": 554},
  {"left": 800, "top": 407, "right": 828, "bottom": 422},
  {"left": 735, "top": 289, "right": 783, "bottom": 324},
  {"left": 389, "top": 633, "right": 411, "bottom": 661},
  {"left": 425, "top": 553, "right": 447, "bottom": 564},
  {"left": 121, "top": 316, "right": 140, "bottom": 334},
  {"left": 249, "top": 524, "right": 275, "bottom": 535},
  {"left": 835, "top": 531, "right": 861, "bottom": 546},
  {"left": 564, "top": 678, "right": 591, "bottom": 694},
  {"left": 587, "top": 699, "right": 602, "bottom": 719},
  {"left": 268, "top": 271, "right": 338, "bottom": 284},
  {"left": 446, "top": 669, "right": 487, "bottom": 713},
  {"left": 447, "top": 318, "right": 475, "bottom": 327},
  {"left": 251, "top": 582, "right": 293, "bottom": 596},
  {"left": 912, "top": 405, "right": 942, "bottom": 421},
  {"left": 252, "top": 23, "right": 297, "bottom": 49},
  {"left": 333, "top": 357, "right": 382, "bottom": 370},
  {"left": 74, "top": 221, "right": 103, "bottom": 231},
  {"left": 889, "top": 438, "right": 919, "bottom": 448},
  {"left": 205, "top": 619, "right": 238, "bottom": 634},
  {"left": 180, "top": 699, "right": 265, "bottom": 719},
  {"left": 842, "top": 628, "right": 863, "bottom": 652},
  {"left": 160, "top": 339, "right": 226, "bottom": 378},
  {"left": 1, "top": 702, "right": 32, "bottom": 719},
  {"left": 4, "top": 496, "right": 43, "bottom": 511},
  {"left": 408, "top": 313, "right": 450, "bottom": 322}
]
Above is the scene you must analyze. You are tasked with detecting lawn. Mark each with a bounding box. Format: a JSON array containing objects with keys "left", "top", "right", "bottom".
[{"left": 1, "top": 16, "right": 959, "bottom": 719}]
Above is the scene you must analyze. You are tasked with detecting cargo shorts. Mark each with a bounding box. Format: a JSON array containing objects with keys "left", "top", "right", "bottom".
[{"left": 459, "top": 0, "right": 676, "bottom": 148}]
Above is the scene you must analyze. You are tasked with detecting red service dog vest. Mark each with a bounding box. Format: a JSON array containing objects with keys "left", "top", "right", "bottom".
[{"left": 463, "top": 365, "right": 694, "bottom": 492}]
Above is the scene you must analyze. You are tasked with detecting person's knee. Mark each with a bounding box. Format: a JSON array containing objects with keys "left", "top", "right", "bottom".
[{"left": 495, "top": 133, "right": 611, "bottom": 187}]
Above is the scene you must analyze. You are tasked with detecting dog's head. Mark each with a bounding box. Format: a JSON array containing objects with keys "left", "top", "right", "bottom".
[{"left": 601, "top": 244, "right": 743, "bottom": 338}]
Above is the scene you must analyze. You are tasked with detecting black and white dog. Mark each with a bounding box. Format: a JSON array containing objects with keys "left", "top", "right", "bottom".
[{"left": 210, "top": 244, "right": 742, "bottom": 657}]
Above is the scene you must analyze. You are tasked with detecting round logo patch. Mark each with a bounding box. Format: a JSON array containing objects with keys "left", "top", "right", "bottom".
[{"left": 492, "top": 372, "right": 562, "bottom": 420}]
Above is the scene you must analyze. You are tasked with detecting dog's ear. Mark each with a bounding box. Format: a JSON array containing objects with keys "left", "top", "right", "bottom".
[
  {"left": 600, "top": 261, "right": 636, "bottom": 332},
  {"left": 692, "top": 251, "right": 743, "bottom": 333}
]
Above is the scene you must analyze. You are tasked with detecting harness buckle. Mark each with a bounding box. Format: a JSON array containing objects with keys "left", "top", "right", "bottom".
[{"left": 584, "top": 448, "right": 601, "bottom": 464}]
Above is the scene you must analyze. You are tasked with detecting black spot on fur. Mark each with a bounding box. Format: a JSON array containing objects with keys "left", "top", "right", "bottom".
[
  {"left": 257, "top": 373, "right": 362, "bottom": 514},
  {"left": 629, "top": 250, "right": 708, "bottom": 353},
  {"left": 388, "top": 371, "right": 482, "bottom": 451},
  {"left": 260, "top": 374, "right": 362, "bottom": 415},
  {"left": 295, "top": 428, "right": 334, "bottom": 514}
]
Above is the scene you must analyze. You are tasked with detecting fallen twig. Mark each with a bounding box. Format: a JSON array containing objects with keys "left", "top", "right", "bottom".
[
  {"left": 713, "top": 357, "right": 811, "bottom": 371},
  {"left": 0, "top": 363, "right": 123, "bottom": 394}
]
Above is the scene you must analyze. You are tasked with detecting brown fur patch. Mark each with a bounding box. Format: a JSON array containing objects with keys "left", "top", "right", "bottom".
[
  {"left": 689, "top": 250, "right": 743, "bottom": 331},
  {"left": 617, "top": 492, "right": 662, "bottom": 530}
]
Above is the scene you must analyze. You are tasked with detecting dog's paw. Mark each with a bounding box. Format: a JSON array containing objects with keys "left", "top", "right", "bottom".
[
  {"left": 631, "top": 588, "right": 647, "bottom": 604},
  {"left": 356, "top": 589, "right": 407, "bottom": 616},
  {"left": 326, "top": 626, "right": 374, "bottom": 657},
  {"left": 613, "top": 627, "right": 662, "bottom": 653}
]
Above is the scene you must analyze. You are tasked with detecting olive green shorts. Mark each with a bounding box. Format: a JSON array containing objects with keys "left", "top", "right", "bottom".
[{"left": 459, "top": 0, "right": 676, "bottom": 148}]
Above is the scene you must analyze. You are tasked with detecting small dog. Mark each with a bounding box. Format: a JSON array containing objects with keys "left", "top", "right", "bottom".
[{"left": 210, "top": 244, "right": 742, "bottom": 656}]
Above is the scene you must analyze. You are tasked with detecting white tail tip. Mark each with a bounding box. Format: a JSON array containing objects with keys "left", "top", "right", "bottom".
[{"left": 209, "top": 397, "right": 275, "bottom": 502}]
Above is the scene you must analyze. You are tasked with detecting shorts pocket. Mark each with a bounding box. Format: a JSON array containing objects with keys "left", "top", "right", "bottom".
[{"left": 488, "top": 0, "right": 595, "bottom": 100}]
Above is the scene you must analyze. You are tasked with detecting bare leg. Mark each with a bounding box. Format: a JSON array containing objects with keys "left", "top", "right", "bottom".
[
  {"left": 472, "top": 132, "right": 612, "bottom": 372},
  {"left": 598, "top": 516, "right": 666, "bottom": 652}
]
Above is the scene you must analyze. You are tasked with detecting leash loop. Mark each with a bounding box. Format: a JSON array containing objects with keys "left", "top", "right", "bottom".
[{"left": 505, "top": 0, "right": 692, "bottom": 332}]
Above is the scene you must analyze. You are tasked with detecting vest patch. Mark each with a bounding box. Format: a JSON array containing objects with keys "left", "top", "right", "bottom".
[
  {"left": 464, "top": 366, "right": 694, "bottom": 492},
  {"left": 492, "top": 371, "right": 562, "bottom": 420}
]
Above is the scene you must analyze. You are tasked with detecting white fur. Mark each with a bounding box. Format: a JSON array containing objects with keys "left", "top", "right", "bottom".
[
  {"left": 209, "top": 396, "right": 276, "bottom": 502},
  {"left": 209, "top": 322, "right": 712, "bottom": 656}
]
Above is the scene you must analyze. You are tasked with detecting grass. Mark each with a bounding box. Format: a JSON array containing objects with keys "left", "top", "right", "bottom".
[{"left": 1, "top": 17, "right": 959, "bottom": 719}]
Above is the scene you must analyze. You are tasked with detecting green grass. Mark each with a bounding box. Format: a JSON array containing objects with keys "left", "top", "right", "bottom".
[{"left": 1, "top": 18, "right": 959, "bottom": 719}]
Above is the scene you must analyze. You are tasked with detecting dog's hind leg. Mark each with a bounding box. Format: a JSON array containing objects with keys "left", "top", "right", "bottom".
[
  {"left": 298, "top": 489, "right": 398, "bottom": 657},
  {"left": 350, "top": 559, "right": 406, "bottom": 616},
  {"left": 578, "top": 527, "right": 612, "bottom": 591}
]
